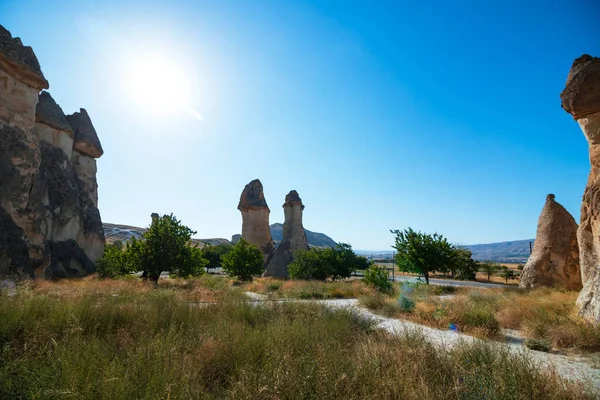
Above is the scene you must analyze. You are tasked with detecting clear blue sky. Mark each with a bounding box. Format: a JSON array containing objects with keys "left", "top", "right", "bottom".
[{"left": 2, "top": 0, "right": 599, "bottom": 250}]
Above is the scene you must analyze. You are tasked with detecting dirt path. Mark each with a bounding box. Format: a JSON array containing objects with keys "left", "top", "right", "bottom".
[{"left": 244, "top": 292, "right": 600, "bottom": 390}]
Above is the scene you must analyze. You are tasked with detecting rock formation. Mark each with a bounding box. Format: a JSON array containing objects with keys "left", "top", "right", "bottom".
[
  {"left": 264, "top": 190, "right": 309, "bottom": 278},
  {"left": 237, "top": 179, "right": 274, "bottom": 263},
  {"left": 561, "top": 54, "right": 600, "bottom": 320},
  {"left": 519, "top": 194, "right": 581, "bottom": 290},
  {"left": 0, "top": 24, "right": 104, "bottom": 279}
]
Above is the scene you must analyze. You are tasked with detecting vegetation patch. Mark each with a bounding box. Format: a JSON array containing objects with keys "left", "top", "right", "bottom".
[{"left": 0, "top": 282, "right": 592, "bottom": 399}]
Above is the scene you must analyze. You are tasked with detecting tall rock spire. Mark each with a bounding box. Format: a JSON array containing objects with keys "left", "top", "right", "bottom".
[
  {"left": 237, "top": 179, "right": 275, "bottom": 263},
  {"left": 561, "top": 54, "right": 600, "bottom": 320},
  {"left": 519, "top": 194, "right": 581, "bottom": 290}
]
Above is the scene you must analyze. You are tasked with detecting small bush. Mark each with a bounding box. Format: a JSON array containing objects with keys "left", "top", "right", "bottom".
[
  {"left": 433, "top": 285, "right": 456, "bottom": 295},
  {"left": 363, "top": 265, "right": 393, "bottom": 293},
  {"left": 459, "top": 306, "right": 501, "bottom": 335},
  {"left": 524, "top": 338, "right": 552, "bottom": 352},
  {"left": 398, "top": 295, "right": 415, "bottom": 312}
]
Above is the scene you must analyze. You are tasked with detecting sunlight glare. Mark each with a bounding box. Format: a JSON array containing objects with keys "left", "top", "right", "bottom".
[{"left": 123, "top": 51, "right": 203, "bottom": 121}]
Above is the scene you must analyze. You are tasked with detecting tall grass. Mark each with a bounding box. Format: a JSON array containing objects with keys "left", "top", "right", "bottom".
[
  {"left": 361, "top": 284, "right": 600, "bottom": 351},
  {"left": 242, "top": 278, "right": 376, "bottom": 299},
  {"left": 0, "top": 281, "right": 594, "bottom": 399}
]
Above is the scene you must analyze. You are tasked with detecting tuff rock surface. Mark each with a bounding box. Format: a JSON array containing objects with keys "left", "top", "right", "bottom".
[
  {"left": 561, "top": 54, "right": 600, "bottom": 321},
  {"left": 519, "top": 194, "right": 581, "bottom": 290},
  {"left": 264, "top": 190, "right": 309, "bottom": 278},
  {"left": 237, "top": 179, "right": 274, "bottom": 263},
  {"left": 0, "top": 24, "right": 104, "bottom": 279}
]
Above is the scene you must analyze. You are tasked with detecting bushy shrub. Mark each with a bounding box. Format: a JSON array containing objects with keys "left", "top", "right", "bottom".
[
  {"left": 524, "top": 338, "right": 552, "bottom": 352},
  {"left": 200, "top": 244, "right": 232, "bottom": 272},
  {"left": 363, "top": 264, "right": 392, "bottom": 293},
  {"left": 288, "top": 243, "right": 365, "bottom": 281},
  {"left": 221, "top": 238, "right": 264, "bottom": 282},
  {"left": 96, "top": 241, "right": 132, "bottom": 278}
]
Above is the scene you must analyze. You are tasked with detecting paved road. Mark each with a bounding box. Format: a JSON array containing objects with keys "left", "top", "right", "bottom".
[{"left": 392, "top": 275, "right": 513, "bottom": 289}]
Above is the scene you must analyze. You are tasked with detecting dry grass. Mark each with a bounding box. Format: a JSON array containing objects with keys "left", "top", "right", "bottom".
[
  {"left": 0, "top": 279, "right": 594, "bottom": 399},
  {"left": 23, "top": 274, "right": 245, "bottom": 303},
  {"left": 241, "top": 278, "right": 378, "bottom": 299},
  {"left": 361, "top": 284, "right": 600, "bottom": 352}
]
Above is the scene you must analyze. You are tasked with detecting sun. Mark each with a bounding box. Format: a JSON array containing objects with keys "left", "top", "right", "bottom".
[{"left": 123, "top": 51, "right": 203, "bottom": 120}]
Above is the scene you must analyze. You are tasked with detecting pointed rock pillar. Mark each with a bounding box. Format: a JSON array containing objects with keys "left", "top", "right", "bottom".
[{"left": 561, "top": 54, "right": 600, "bottom": 320}]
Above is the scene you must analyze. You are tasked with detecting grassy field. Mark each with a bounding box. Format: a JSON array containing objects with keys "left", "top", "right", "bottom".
[
  {"left": 360, "top": 283, "right": 600, "bottom": 352},
  {"left": 0, "top": 278, "right": 594, "bottom": 399},
  {"left": 241, "top": 278, "right": 377, "bottom": 299}
]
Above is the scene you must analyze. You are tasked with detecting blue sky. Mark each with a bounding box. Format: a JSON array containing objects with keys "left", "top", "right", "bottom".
[{"left": 2, "top": 0, "right": 599, "bottom": 250}]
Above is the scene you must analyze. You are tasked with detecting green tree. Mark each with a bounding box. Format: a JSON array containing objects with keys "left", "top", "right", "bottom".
[
  {"left": 132, "top": 213, "right": 199, "bottom": 283},
  {"left": 200, "top": 244, "right": 232, "bottom": 272},
  {"left": 451, "top": 247, "right": 479, "bottom": 280},
  {"left": 479, "top": 262, "right": 499, "bottom": 282},
  {"left": 96, "top": 241, "right": 130, "bottom": 278},
  {"left": 500, "top": 266, "right": 517, "bottom": 283},
  {"left": 221, "top": 238, "right": 264, "bottom": 282},
  {"left": 391, "top": 227, "right": 454, "bottom": 284},
  {"left": 288, "top": 247, "right": 331, "bottom": 280},
  {"left": 288, "top": 244, "right": 367, "bottom": 281}
]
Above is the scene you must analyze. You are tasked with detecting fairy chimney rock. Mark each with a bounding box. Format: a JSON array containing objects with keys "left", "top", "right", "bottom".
[
  {"left": 237, "top": 179, "right": 274, "bottom": 263},
  {"left": 0, "top": 24, "right": 105, "bottom": 279},
  {"left": 562, "top": 54, "right": 600, "bottom": 321},
  {"left": 67, "top": 109, "right": 104, "bottom": 159},
  {"left": 35, "top": 91, "right": 74, "bottom": 157},
  {"left": 264, "top": 190, "right": 309, "bottom": 278},
  {"left": 519, "top": 194, "right": 581, "bottom": 290}
]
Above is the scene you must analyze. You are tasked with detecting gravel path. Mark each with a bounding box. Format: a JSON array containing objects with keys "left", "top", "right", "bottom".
[{"left": 244, "top": 292, "right": 600, "bottom": 389}]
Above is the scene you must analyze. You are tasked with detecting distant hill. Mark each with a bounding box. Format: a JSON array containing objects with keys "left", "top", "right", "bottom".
[
  {"left": 103, "top": 223, "right": 231, "bottom": 247},
  {"left": 103, "top": 222, "right": 337, "bottom": 249},
  {"left": 269, "top": 223, "right": 337, "bottom": 248},
  {"left": 466, "top": 239, "right": 533, "bottom": 263}
]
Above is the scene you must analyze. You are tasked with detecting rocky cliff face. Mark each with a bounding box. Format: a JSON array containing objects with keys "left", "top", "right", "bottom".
[
  {"left": 519, "top": 194, "right": 581, "bottom": 290},
  {"left": 264, "top": 190, "right": 309, "bottom": 278},
  {"left": 237, "top": 179, "right": 274, "bottom": 263},
  {"left": 561, "top": 54, "right": 600, "bottom": 320},
  {"left": 0, "top": 24, "right": 104, "bottom": 279}
]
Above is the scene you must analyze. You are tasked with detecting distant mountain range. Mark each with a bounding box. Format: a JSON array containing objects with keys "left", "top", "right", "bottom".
[
  {"left": 103, "top": 223, "right": 532, "bottom": 263},
  {"left": 269, "top": 223, "right": 338, "bottom": 248},
  {"left": 466, "top": 239, "right": 533, "bottom": 263},
  {"left": 103, "top": 222, "right": 338, "bottom": 249},
  {"left": 358, "top": 240, "right": 534, "bottom": 263}
]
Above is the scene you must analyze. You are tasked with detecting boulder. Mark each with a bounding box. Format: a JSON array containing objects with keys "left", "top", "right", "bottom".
[
  {"left": 561, "top": 54, "right": 600, "bottom": 320},
  {"left": 264, "top": 190, "right": 309, "bottom": 278},
  {"left": 237, "top": 179, "right": 274, "bottom": 263},
  {"left": 519, "top": 194, "right": 581, "bottom": 290}
]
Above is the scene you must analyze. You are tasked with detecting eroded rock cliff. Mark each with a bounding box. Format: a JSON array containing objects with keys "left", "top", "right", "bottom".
[
  {"left": 0, "top": 24, "right": 104, "bottom": 279},
  {"left": 561, "top": 54, "right": 600, "bottom": 320}
]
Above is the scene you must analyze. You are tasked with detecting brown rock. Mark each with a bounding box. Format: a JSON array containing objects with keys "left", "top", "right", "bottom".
[
  {"left": 561, "top": 55, "right": 600, "bottom": 120},
  {"left": 519, "top": 194, "right": 581, "bottom": 290},
  {"left": 35, "top": 91, "right": 74, "bottom": 157},
  {"left": 0, "top": 25, "right": 48, "bottom": 90},
  {"left": 0, "top": 25, "right": 105, "bottom": 279},
  {"left": 562, "top": 54, "right": 600, "bottom": 321},
  {"left": 264, "top": 190, "right": 309, "bottom": 278},
  {"left": 237, "top": 179, "right": 274, "bottom": 263},
  {"left": 67, "top": 109, "right": 104, "bottom": 158}
]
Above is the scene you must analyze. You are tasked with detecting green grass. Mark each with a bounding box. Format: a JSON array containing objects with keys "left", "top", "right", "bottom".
[{"left": 0, "top": 280, "right": 595, "bottom": 399}]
